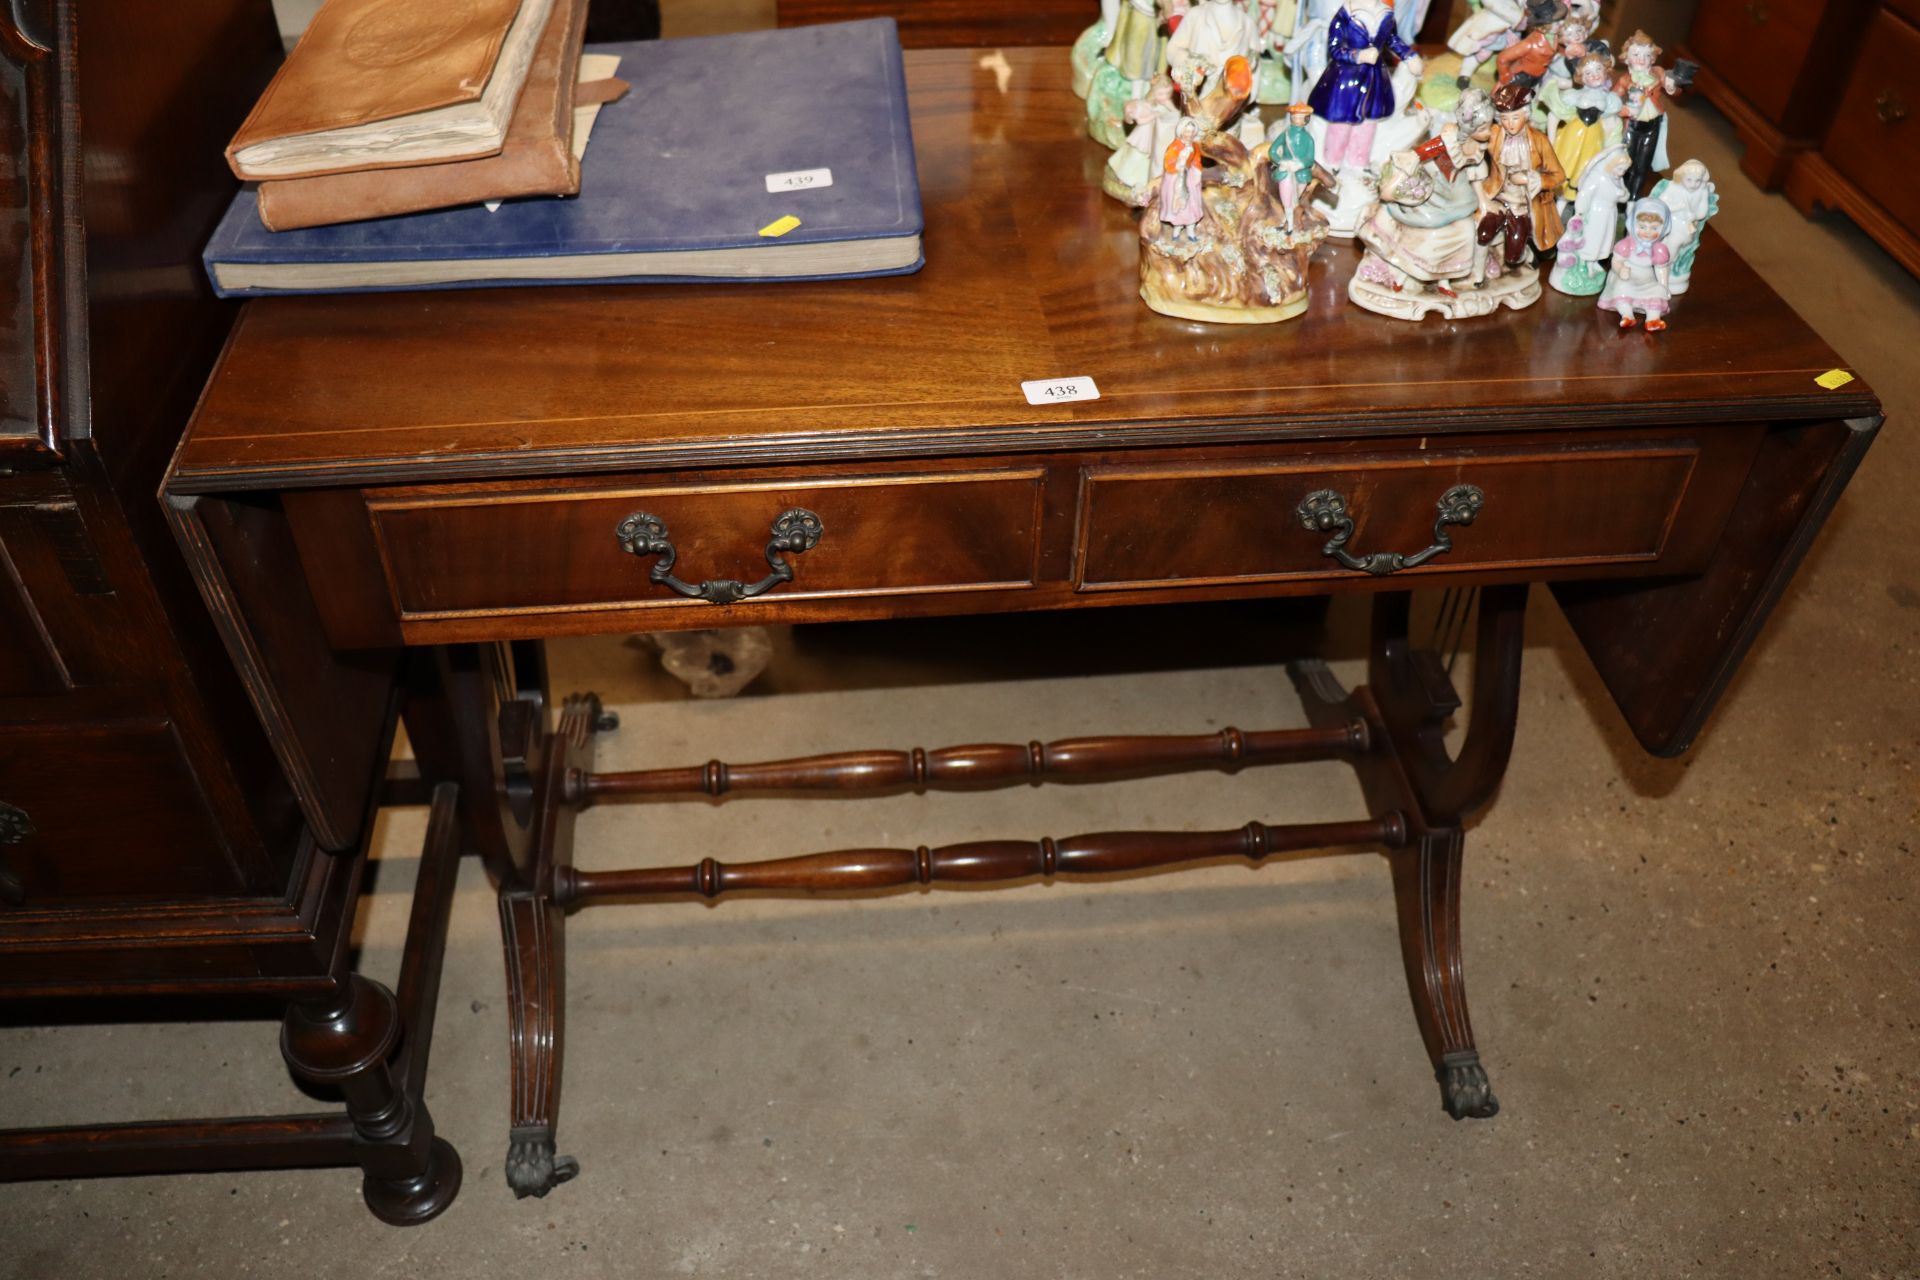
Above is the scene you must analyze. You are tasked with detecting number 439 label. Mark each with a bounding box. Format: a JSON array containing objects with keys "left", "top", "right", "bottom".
[
  {"left": 765, "top": 167, "right": 833, "bottom": 192},
  {"left": 1021, "top": 376, "right": 1100, "bottom": 406}
]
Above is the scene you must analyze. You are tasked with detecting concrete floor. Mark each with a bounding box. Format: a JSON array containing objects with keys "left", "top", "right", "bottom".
[{"left": 5, "top": 50, "right": 1920, "bottom": 1280}]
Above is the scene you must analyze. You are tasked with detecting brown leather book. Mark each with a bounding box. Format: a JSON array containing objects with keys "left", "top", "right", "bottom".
[
  {"left": 256, "top": 0, "right": 608, "bottom": 231},
  {"left": 227, "top": 0, "right": 553, "bottom": 181}
]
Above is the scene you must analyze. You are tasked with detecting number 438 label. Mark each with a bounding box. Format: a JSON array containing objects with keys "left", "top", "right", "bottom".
[
  {"left": 1021, "top": 376, "right": 1100, "bottom": 406},
  {"left": 765, "top": 167, "right": 833, "bottom": 192}
]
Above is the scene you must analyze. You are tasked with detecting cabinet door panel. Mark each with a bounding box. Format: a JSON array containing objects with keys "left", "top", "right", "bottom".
[{"left": 0, "top": 716, "right": 242, "bottom": 904}]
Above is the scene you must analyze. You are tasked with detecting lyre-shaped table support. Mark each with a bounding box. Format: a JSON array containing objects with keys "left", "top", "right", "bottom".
[{"left": 416, "top": 586, "right": 1529, "bottom": 1201}]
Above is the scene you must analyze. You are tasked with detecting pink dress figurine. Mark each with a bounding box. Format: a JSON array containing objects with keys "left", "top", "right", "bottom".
[
  {"left": 1599, "top": 196, "right": 1673, "bottom": 330},
  {"left": 1159, "top": 120, "right": 1207, "bottom": 241}
]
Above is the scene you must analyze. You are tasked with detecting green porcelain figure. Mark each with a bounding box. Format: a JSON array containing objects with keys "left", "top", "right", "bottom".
[{"left": 1266, "top": 101, "right": 1317, "bottom": 228}]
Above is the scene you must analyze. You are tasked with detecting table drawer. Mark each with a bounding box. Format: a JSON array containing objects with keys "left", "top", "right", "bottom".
[
  {"left": 362, "top": 468, "right": 1046, "bottom": 624},
  {"left": 1074, "top": 440, "right": 1743, "bottom": 590}
]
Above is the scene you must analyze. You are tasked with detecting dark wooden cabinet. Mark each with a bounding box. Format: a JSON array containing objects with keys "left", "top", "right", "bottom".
[
  {"left": 0, "top": 0, "right": 349, "bottom": 992},
  {"left": 1, "top": 0, "right": 459, "bottom": 1229},
  {"left": 1686, "top": 0, "right": 1920, "bottom": 275},
  {"left": 1686, "top": 0, "right": 1875, "bottom": 170},
  {"left": 1784, "top": 3, "right": 1920, "bottom": 274}
]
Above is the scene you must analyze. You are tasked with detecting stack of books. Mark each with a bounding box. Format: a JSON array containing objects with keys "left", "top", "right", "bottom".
[
  {"left": 204, "top": 14, "right": 925, "bottom": 297},
  {"left": 227, "top": 0, "right": 624, "bottom": 231}
]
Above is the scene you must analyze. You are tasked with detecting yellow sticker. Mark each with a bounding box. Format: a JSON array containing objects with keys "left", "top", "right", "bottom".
[
  {"left": 1815, "top": 368, "right": 1856, "bottom": 390},
  {"left": 759, "top": 215, "right": 802, "bottom": 238}
]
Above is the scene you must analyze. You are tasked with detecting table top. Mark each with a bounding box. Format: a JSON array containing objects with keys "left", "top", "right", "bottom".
[{"left": 168, "top": 48, "right": 1880, "bottom": 494}]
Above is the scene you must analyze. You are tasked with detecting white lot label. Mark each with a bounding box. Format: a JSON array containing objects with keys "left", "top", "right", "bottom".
[
  {"left": 1021, "top": 376, "right": 1100, "bottom": 406},
  {"left": 765, "top": 167, "right": 834, "bottom": 193}
]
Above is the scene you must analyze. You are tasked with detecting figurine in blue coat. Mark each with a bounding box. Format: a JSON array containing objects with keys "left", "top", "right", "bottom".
[{"left": 1307, "top": 0, "right": 1424, "bottom": 170}]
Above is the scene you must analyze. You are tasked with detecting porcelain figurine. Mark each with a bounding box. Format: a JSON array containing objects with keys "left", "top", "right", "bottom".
[
  {"left": 1476, "top": 79, "right": 1564, "bottom": 275},
  {"left": 1651, "top": 157, "right": 1717, "bottom": 294},
  {"left": 1168, "top": 0, "right": 1256, "bottom": 97},
  {"left": 1494, "top": 0, "right": 1566, "bottom": 88},
  {"left": 1546, "top": 52, "right": 1621, "bottom": 203},
  {"left": 1599, "top": 195, "right": 1674, "bottom": 329},
  {"left": 1453, "top": 85, "right": 1498, "bottom": 164},
  {"left": 1541, "top": 13, "right": 1600, "bottom": 89},
  {"left": 1267, "top": 100, "right": 1323, "bottom": 226},
  {"left": 1105, "top": 73, "right": 1185, "bottom": 203},
  {"left": 1548, "top": 143, "right": 1628, "bottom": 295},
  {"left": 1158, "top": 119, "right": 1208, "bottom": 242},
  {"left": 1613, "top": 30, "right": 1683, "bottom": 197},
  {"left": 1351, "top": 127, "right": 1541, "bottom": 319},
  {"left": 1306, "top": 0, "right": 1423, "bottom": 172},
  {"left": 1140, "top": 57, "right": 1328, "bottom": 322},
  {"left": 1534, "top": 18, "right": 1605, "bottom": 132},
  {"left": 1314, "top": 57, "right": 1433, "bottom": 238},
  {"left": 1074, "top": 0, "right": 1123, "bottom": 97},
  {"left": 1447, "top": 0, "right": 1524, "bottom": 91}
]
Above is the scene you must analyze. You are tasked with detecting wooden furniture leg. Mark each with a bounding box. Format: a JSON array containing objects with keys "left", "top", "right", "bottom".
[
  {"left": 402, "top": 645, "right": 536, "bottom": 888},
  {"left": 0, "top": 781, "right": 467, "bottom": 1224},
  {"left": 1291, "top": 585, "right": 1526, "bottom": 1120},
  {"left": 1391, "top": 828, "right": 1498, "bottom": 1119},
  {"left": 1376, "top": 586, "right": 1526, "bottom": 1118},
  {"left": 399, "top": 644, "right": 605, "bottom": 1197},
  {"left": 501, "top": 892, "right": 573, "bottom": 1198},
  {"left": 280, "top": 974, "right": 462, "bottom": 1225},
  {"left": 501, "top": 692, "right": 606, "bottom": 1198},
  {"left": 455, "top": 593, "right": 1525, "bottom": 1203}
]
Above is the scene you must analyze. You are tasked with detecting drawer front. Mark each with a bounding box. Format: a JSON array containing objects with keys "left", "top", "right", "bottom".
[
  {"left": 1823, "top": 9, "right": 1920, "bottom": 228},
  {"left": 0, "top": 718, "right": 240, "bottom": 904},
  {"left": 1692, "top": 0, "right": 1827, "bottom": 125},
  {"left": 1075, "top": 445, "right": 1711, "bottom": 590},
  {"left": 367, "top": 469, "right": 1046, "bottom": 621}
]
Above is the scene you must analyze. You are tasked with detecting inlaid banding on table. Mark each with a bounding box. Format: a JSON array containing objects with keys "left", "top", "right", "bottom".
[
  {"left": 568, "top": 723, "right": 1370, "bottom": 804},
  {"left": 555, "top": 815, "right": 1408, "bottom": 904}
]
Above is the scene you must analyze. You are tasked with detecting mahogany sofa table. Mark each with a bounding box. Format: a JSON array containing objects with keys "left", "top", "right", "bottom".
[{"left": 146, "top": 48, "right": 1879, "bottom": 1221}]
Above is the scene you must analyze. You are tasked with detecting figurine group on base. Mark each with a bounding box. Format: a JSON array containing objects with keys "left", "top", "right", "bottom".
[
  {"left": 1073, "top": 0, "right": 1719, "bottom": 332},
  {"left": 1136, "top": 57, "right": 1330, "bottom": 323}
]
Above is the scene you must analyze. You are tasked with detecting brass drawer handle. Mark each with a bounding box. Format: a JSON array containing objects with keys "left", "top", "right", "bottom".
[
  {"left": 615, "top": 507, "right": 824, "bottom": 605},
  {"left": 1877, "top": 89, "right": 1909, "bottom": 125},
  {"left": 0, "top": 801, "right": 32, "bottom": 905},
  {"left": 1297, "top": 484, "right": 1485, "bottom": 576}
]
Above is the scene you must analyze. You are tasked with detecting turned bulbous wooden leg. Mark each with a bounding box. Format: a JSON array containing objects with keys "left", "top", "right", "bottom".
[{"left": 282, "top": 975, "right": 463, "bottom": 1224}]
